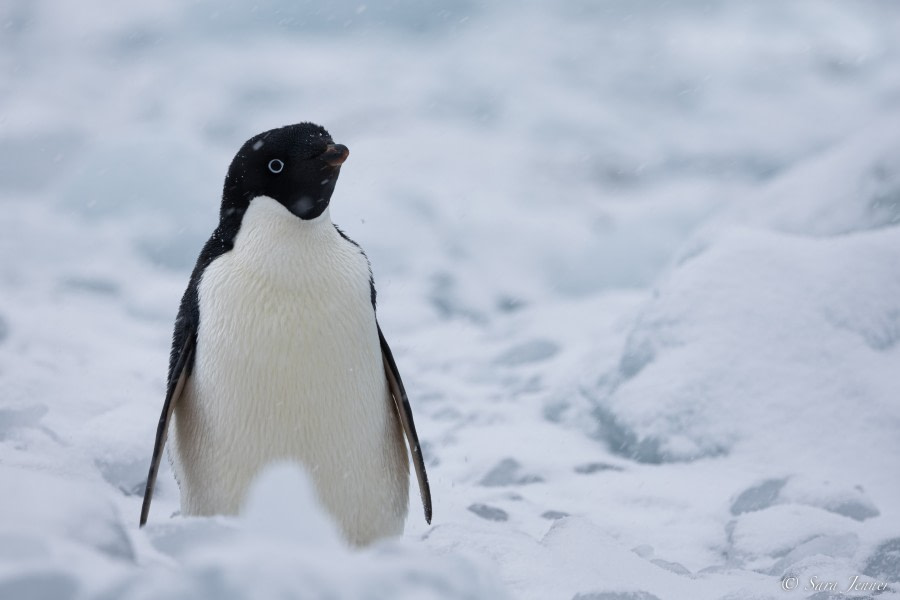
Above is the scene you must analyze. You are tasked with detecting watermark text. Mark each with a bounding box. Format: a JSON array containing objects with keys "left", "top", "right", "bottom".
[{"left": 781, "top": 575, "right": 892, "bottom": 594}]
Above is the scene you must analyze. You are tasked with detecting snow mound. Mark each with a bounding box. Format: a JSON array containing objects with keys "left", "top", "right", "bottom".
[
  {"left": 591, "top": 125, "right": 900, "bottom": 465},
  {"left": 241, "top": 462, "right": 343, "bottom": 545},
  {"left": 731, "top": 119, "right": 900, "bottom": 236},
  {"left": 0, "top": 463, "right": 507, "bottom": 599},
  {"left": 125, "top": 465, "right": 508, "bottom": 599}
]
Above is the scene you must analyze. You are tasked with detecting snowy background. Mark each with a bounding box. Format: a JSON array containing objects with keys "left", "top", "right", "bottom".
[{"left": 2, "top": 1, "right": 900, "bottom": 598}]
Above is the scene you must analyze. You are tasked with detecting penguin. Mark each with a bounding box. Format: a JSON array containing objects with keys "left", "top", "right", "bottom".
[{"left": 139, "top": 122, "right": 431, "bottom": 546}]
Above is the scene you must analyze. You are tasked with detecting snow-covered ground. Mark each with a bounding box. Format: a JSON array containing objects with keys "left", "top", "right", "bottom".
[{"left": 2, "top": 1, "right": 900, "bottom": 598}]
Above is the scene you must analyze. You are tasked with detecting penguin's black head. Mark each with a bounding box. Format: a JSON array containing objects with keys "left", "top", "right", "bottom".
[{"left": 221, "top": 122, "right": 349, "bottom": 222}]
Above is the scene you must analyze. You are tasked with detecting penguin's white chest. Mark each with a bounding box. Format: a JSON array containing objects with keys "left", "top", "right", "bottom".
[{"left": 170, "top": 197, "right": 409, "bottom": 545}]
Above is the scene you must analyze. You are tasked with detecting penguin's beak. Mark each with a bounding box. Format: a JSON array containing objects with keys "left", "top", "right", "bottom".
[{"left": 321, "top": 144, "right": 350, "bottom": 167}]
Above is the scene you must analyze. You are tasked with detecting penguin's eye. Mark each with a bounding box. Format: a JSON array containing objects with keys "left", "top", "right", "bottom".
[{"left": 268, "top": 159, "right": 284, "bottom": 174}]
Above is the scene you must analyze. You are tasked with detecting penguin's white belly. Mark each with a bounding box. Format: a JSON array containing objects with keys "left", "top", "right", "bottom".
[{"left": 170, "top": 197, "right": 409, "bottom": 546}]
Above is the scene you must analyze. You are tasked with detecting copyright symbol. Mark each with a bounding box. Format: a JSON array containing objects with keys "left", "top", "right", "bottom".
[{"left": 781, "top": 576, "right": 799, "bottom": 591}]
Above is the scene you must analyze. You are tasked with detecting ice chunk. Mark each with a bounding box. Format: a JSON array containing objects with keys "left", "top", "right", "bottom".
[
  {"left": 630, "top": 545, "right": 691, "bottom": 577},
  {"left": 728, "top": 505, "right": 856, "bottom": 569},
  {"left": 824, "top": 500, "right": 879, "bottom": 522},
  {"left": 806, "top": 495, "right": 880, "bottom": 522},
  {"left": 542, "top": 510, "right": 569, "bottom": 520},
  {"left": 480, "top": 458, "right": 543, "bottom": 487},
  {"left": 592, "top": 402, "right": 724, "bottom": 464},
  {"left": 574, "top": 462, "right": 623, "bottom": 474},
  {"left": 650, "top": 558, "right": 691, "bottom": 577},
  {"left": 730, "top": 479, "right": 787, "bottom": 515},
  {"left": 863, "top": 537, "right": 900, "bottom": 581},
  {"left": 769, "top": 533, "right": 858, "bottom": 575},
  {"left": 778, "top": 478, "right": 881, "bottom": 522},
  {"left": 468, "top": 503, "right": 509, "bottom": 522},
  {"left": 95, "top": 456, "right": 152, "bottom": 497},
  {"left": 617, "top": 327, "right": 659, "bottom": 382}
]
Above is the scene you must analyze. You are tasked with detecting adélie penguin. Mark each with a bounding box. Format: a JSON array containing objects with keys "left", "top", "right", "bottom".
[{"left": 139, "top": 122, "right": 432, "bottom": 546}]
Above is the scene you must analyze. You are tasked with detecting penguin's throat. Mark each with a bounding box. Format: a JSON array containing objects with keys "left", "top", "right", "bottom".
[{"left": 232, "top": 196, "right": 337, "bottom": 285}]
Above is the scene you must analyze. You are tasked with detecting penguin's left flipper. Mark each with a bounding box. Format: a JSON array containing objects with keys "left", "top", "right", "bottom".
[
  {"left": 139, "top": 329, "right": 195, "bottom": 527},
  {"left": 378, "top": 324, "right": 433, "bottom": 524}
]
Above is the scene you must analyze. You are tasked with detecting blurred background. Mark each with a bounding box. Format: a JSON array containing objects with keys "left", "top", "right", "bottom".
[
  {"left": 1, "top": 1, "right": 899, "bottom": 598},
  {"left": 4, "top": 0, "right": 898, "bottom": 306}
]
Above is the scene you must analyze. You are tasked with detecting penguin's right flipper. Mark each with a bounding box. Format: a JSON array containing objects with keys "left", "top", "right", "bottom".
[
  {"left": 378, "top": 324, "right": 432, "bottom": 524},
  {"left": 139, "top": 329, "right": 195, "bottom": 527}
]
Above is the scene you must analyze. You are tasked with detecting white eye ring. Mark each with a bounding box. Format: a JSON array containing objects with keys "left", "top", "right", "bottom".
[{"left": 268, "top": 159, "right": 284, "bottom": 174}]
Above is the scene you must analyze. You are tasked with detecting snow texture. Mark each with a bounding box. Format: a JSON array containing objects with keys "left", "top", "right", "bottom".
[{"left": 1, "top": 0, "right": 900, "bottom": 598}]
